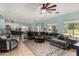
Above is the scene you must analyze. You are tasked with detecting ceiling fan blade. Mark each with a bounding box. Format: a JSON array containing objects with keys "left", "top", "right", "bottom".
[
  {"left": 47, "top": 4, "right": 57, "bottom": 8},
  {"left": 47, "top": 9, "right": 56, "bottom": 11},
  {"left": 46, "top": 10, "right": 52, "bottom": 13},
  {"left": 45, "top": 3, "right": 50, "bottom": 8},
  {"left": 42, "top": 3, "right": 46, "bottom": 9}
]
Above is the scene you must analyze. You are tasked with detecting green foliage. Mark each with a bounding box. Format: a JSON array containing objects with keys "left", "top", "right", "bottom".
[
  {"left": 64, "top": 23, "right": 79, "bottom": 30},
  {"left": 68, "top": 24, "right": 74, "bottom": 29},
  {"left": 74, "top": 24, "right": 79, "bottom": 29},
  {"left": 64, "top": 24, "right": 73, "bottom": 30}
]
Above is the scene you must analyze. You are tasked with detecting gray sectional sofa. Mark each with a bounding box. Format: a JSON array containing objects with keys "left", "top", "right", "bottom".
[{"left": 47, "top": 33, "right": 72, "bottom": 50}]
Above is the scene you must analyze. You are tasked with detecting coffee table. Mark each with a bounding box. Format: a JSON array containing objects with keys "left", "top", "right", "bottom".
[{"left": 34, "top": 35, "right": 45, "bottom": 43}]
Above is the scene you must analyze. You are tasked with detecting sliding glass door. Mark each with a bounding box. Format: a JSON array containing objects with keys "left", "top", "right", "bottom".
[{"left": 64, "top": 23, "right": 79, "bottom": 41}]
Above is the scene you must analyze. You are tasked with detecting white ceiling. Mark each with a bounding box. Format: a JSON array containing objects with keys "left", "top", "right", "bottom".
[{"left": 0, "top": 3, "right": 79, "bottom": 24}]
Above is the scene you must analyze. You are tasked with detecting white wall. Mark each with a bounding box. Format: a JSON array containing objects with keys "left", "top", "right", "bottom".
[{"left": 0, "top": 19, "right": 5, "bottom": 30}]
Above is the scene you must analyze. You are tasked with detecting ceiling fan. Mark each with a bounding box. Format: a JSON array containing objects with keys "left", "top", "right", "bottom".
[{"left": 40, "top": 3, "right": 58, "bottom": 14}]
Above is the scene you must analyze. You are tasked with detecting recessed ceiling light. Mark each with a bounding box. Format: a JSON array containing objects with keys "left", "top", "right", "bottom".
[{"left": 55, "top": 12, "right": 60, "bottom": 14}]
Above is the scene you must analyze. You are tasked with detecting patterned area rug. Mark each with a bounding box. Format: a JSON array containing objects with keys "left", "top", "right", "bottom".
[{"left": 24, "top": 40, "right": 67, "bottom": 56}]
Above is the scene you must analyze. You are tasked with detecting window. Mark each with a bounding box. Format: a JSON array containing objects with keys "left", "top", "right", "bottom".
[
  {"left": 37, "top": 25, "right": 41, "bottom": 32},
  {"left": 48, "top": 24, "right": 57, "bottom": 33},
  {"left": 21, "top": 25, "right": 29, "bottom": 31}
]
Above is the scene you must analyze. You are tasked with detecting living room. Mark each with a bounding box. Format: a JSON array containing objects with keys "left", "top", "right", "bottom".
[{"left": 0, "top": 3, "right": 79, "bottom": 56}]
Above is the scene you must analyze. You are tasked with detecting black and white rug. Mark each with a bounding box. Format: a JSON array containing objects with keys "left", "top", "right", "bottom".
[{"left": 24, "top": 40, "right": 67, "bottom": 56}]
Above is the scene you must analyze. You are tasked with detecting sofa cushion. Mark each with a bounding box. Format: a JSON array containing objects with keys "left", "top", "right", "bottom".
[
  {"left": 52, "top": 38, "right": 67, "bottom": 43},
  {"left": 57, "top": 34, "right": 64, "bottom": 39},
  {"left": 52, "top": 33, "right": 60, "bottom": 37}
]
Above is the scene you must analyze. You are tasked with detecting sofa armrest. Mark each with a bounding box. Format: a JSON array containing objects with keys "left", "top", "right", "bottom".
[{"left": 9, "top": 39, "right": 18, "bottom": 50}]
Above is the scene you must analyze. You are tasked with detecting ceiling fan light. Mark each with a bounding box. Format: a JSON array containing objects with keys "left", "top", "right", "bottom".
[{"left": 41, "top": 9, "right": 46, "bottom": 13}]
